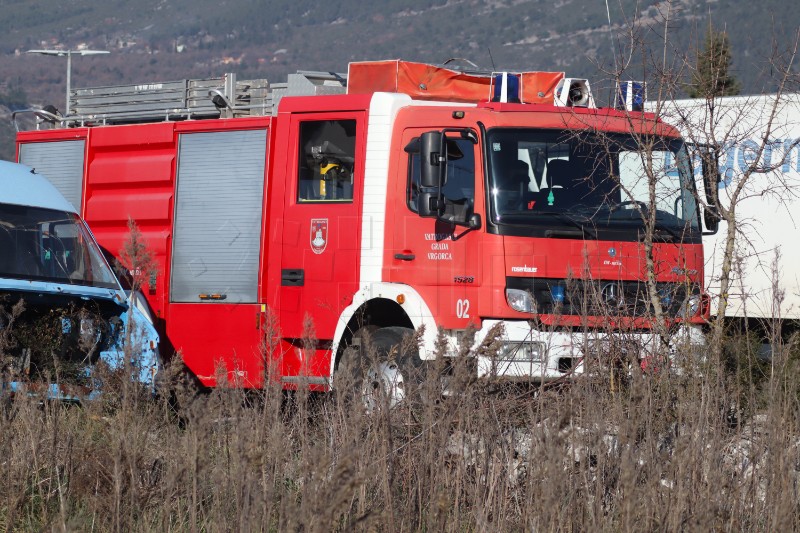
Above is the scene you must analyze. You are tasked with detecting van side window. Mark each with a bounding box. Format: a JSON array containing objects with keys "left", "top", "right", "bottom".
[
  {"left": 297, "top": 120, "right": 356, "bottom": 203},
  {"left": 406, "top": 136, "right": 476, "bottom": 223}
]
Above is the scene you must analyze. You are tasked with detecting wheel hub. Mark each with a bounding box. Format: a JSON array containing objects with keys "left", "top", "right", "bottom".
[{"left": 363, "top": 361, "right": 406, "bottom": 411}]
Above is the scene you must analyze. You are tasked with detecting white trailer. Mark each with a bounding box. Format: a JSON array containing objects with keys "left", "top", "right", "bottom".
[{"left": 653, "top": 94, "right": 800, "bottom": 324}]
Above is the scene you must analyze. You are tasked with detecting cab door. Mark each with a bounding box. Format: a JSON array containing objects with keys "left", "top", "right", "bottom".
[
  {"left": 387, "top": 128, "right": 483, "bottom": 329},
  {"left": 279, "top": 112, "right": 365, "bottom": 378}
]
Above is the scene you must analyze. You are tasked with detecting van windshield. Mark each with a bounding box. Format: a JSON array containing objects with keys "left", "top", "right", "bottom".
[{"left": 0, "top": 204, "right": 119, "bottom": 289}]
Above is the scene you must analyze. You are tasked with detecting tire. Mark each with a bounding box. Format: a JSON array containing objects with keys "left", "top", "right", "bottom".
[
  {"left": 334, "top": 325, "right": 376, "bottom": 406},
  {"left": 370, "top": 327, "right": 421, "bottom": 411},
  {"left": 336, "top": 326, "right": 433, "bottom": 414}
]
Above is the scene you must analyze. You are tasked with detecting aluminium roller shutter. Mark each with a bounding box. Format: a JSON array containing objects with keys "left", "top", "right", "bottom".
[
  {"left": 18, "top": 140, "right": 86, "bottom": 212},
  {"left": 170, "top": 129, "right": 267, "bottom": 303}
]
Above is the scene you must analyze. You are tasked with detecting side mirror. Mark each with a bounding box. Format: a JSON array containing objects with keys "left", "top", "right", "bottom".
[
  {"left": 417, "top": 128, "right": 477, "bottom": 222},
  {"left": 420, "top": 131, "right": 445, "bottom": 188},
  {"left": 417, "top": 191, "right": 443, "bottom": 218},
  {"left": 700, "top": 147, "right": 721, "bottom": 234},
  {"left": 468, "top": 213, "right": 482, "bottom": 230}
]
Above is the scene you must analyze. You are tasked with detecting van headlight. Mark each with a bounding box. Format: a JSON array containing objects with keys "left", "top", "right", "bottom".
[{"left": 506, "top": 288, "right": 534, "bottom": 313}]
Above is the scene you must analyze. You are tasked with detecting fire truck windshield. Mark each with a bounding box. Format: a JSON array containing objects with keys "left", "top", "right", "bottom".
[
  {"left": 0, "top": 204, "right": 120, "bottom": 289},
  {"left": 487, "top": 128, "right": 699, "bottom": 238}
]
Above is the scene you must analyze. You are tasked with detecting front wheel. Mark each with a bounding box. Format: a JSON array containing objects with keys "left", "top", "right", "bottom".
[
  {"left": 337, "top": 326, "right": 432, "bottom": 414},
  {"left": 370, "top": 327, "right": 422, "bottom": 411}
]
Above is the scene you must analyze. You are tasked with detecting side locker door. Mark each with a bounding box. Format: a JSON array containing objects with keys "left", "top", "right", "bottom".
[
  {"left": 279, "top": 113, "right": 365, "bottom": 379},
  {"left": 19, "top": 140, "right": 86, "bottom": 212},
  {"left": 168, "top": 128, "right": 268, "bottom": 387}
]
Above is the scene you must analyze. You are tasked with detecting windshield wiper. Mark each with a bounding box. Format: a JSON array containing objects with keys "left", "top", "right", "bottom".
[
  {"left": 649, "top": 225, "right": 684, "bottom": 242},
  {"left": 572, "top": 206, "right": 689, "bottom": 242},
  {"left": 533, "top": 210, "right": 597, "bottom": 239}
]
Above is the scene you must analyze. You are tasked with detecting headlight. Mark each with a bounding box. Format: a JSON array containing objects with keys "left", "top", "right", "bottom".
[
  {"left": 497, "top": 341, "right": 546, "bottom": 362},
  {"left": 506, "top": 288, "right": 534, "bottom": 313},
  {"left": 129, "top": 290, "right": 156, "bottom": 326},
  {"left": 678, "top": 295, "right": 701, "bottom": 318}
]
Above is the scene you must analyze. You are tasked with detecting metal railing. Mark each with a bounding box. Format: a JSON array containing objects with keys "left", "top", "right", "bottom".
[{"left": 14, "top": 70, "right": 348, "bottom": 129}]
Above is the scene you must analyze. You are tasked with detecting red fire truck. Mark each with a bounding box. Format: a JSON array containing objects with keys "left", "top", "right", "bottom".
[{"left": 15, "top": 60, "right": 713, "bottom": 399}]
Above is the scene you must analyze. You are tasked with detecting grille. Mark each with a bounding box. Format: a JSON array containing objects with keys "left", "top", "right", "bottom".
[{"left": 506, "top": 277, "right": 698, "bottom": 318}]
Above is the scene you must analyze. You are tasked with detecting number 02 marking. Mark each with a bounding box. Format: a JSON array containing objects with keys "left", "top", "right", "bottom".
[{"left": 456, "top": 299, "right": 470, "bottom": 319}]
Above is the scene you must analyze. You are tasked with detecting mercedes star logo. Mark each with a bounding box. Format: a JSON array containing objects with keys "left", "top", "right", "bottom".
[{"left": 600, "top": 282, "right": 625, "bottom": 309}]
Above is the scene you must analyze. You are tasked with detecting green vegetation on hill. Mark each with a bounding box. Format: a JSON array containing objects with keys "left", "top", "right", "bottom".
[{"left": 1, "top": 0, "right": 798, "bottom": 160}]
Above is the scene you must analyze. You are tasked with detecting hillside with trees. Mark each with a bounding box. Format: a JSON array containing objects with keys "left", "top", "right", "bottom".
[{"left": 1, "top": 0, "right": 798, "bottom": 159}]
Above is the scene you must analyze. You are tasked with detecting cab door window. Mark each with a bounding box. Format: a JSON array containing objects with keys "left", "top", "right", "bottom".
[
  {"left": 406, "top": 136, "right": 475, "bottom": 223},
  {"left": 297, "top": 120, "right": 356, "bottom": 203}
]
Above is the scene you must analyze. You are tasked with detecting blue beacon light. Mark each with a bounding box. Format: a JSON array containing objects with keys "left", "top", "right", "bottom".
[
  {"left": 551, "top": 285, "right": 565, "bottom": 303},
  {"left": 616, "top": 81, "right": 646, "bottom": 112},
  {"left": 492, "top": 72, "right": 521, "bottom": 103}
]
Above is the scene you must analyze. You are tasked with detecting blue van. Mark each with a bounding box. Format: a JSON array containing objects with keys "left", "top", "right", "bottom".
[{"left": 0, "top": 160, "right": 159, "bottom": 400}]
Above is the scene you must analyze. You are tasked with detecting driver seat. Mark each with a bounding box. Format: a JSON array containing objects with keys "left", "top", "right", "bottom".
[{"left": 497, "top": 159, "right": 532, "bottom": 211}]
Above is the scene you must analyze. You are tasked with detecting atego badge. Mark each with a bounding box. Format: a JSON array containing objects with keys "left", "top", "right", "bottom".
[{"left": 310, "top": 218, "right": 328, "bottom": 254}]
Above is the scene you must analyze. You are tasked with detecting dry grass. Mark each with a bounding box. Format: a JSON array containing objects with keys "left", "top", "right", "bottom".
[{"left": 0, "top": 328, "right": 797, "bottom": 532}]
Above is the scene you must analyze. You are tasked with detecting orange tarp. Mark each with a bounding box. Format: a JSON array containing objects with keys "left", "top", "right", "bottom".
[{"left": 347, "top": 60, "right": 564, "bottom": 104}]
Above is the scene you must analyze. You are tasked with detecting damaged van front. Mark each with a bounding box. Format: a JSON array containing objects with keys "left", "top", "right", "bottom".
[{"left": 0, "top": 161, "right": 159, "bottom": 401}]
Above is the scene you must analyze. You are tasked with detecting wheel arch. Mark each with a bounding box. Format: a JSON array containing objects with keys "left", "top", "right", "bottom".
[
  {"left": 329, "top": 283, "right": 438, "bottom": 379},
  {"left": 334, "top": 297, "right": 412, "bottom": 368}
]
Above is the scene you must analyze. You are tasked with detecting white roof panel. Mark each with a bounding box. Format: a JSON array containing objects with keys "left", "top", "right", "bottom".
[{"left": 0, "top": 160, "right": 77, "bottom": 213}]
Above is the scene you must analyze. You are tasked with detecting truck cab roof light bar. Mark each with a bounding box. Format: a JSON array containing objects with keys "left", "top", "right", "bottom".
[
  {"left": 490, "top": 72, "right": 522, "bottom": 103},
  {"left": 616, "top": 81, "right": 646, "bottom": 112}
]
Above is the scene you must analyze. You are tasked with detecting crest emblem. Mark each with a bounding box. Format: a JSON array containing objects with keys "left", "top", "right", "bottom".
[
  {"left": 310, "top": 218, "right": 328, "bottom": 254},
  {"left": 608, "top": 247, "right": 617, "bottom": 258}
]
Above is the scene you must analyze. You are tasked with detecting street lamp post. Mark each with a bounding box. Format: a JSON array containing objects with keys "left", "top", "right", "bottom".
[{"left": 26, "top": 49, "right": 110, "bottom": 116}]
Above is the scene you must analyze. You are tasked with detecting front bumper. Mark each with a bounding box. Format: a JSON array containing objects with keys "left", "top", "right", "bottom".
[{"left": 473, "top": 319, "right": 705, "bottom": 381}]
